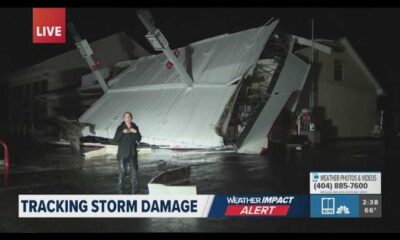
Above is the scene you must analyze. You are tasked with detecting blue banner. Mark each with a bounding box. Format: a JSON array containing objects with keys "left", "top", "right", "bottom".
[{"left": 310, "top": 195, "right": 359, "bottom": 218}]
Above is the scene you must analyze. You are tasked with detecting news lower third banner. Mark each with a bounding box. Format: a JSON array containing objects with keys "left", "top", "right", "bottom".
[
  {"left": 18, "top": 172, "right": 382, "bottom": 218},
  {"left": 19, "top": 195, "right": 309, "bottom": 218}
]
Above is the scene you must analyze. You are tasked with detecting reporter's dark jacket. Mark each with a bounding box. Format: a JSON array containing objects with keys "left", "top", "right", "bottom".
[{"left": 113, "top": 122, "right": 142, "bottom": 159}]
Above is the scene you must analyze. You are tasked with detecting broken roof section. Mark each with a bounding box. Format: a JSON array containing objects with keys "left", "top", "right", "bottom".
[
  {"left": 111, "top": 21, "right": 278, "bottom": 88},
  {"left": 238, "top": 51, "right": 311, "bottom": 153},
  {"left": 80, "top": 20, "right": 279, "bottom": 148}
]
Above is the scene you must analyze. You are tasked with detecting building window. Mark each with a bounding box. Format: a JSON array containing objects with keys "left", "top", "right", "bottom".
[
  {"left": 25, "top": 83, "right": 30, "bottom": 99},
  {"left": 33, "top": 81, "right": 39, "bottom": 95},
  {"left": 334, "top": 59, "right": 344, "bottom": 82},
  {"left": 40, "top": 80, "right": 48, "bottom": 94}
]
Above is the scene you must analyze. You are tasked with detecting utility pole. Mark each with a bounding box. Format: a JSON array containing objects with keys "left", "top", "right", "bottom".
[{"left": 310, "top": 19, "right": 315, "bottom": 109}]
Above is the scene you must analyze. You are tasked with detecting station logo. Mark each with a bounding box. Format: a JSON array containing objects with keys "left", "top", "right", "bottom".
[
  {"left": 33, "top": 8, "right": 66, "bottom": 43},
  {"left": 310, "top": 195, "right": 359, "bottom": 218}
]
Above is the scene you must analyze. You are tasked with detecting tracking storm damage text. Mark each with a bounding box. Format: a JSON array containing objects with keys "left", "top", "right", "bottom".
[{"left": 20, "top": 199, "right": 198, "bottom": 213}]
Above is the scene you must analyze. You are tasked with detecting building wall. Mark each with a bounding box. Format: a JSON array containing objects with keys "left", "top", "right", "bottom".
[
  {"left": 7, "top": 73, "right": 52, "bottom": 123},
  {"left": 4, "top": 32, "right": 149, "bottom": 124},
  {"left": 296, "top": 44, "right": 378, "bottom": 138},
  {"left": 0, "top": 83, "right": 8, "bottom": 123}
]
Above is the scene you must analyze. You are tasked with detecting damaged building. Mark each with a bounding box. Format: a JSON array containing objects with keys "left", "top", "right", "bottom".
[
  {"left": 2, "top": 13, "right": 384, "bottom": 155},
  {"left": 79, "top": 14, "right": 383, "bottom": 154}
]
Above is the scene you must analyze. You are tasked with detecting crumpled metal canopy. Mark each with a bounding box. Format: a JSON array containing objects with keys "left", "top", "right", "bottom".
[{"left": 79, "top": 21, "right": 279, "bottom": 148}]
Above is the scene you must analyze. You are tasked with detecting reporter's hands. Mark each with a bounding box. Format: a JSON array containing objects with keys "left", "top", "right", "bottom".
[{"left": 123, "top": 128, "right": 137, "bottom": 133}]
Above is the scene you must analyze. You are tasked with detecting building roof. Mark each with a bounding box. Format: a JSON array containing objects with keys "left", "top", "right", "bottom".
[
  {"left": 339, "top": 37, "right": 384, "bottom": 95},
  {"left": 294, "top": 36, "right": 384, "bottom": 96},
  {"left": 5, "top": 32, "right": 149, "bottom": 83}
]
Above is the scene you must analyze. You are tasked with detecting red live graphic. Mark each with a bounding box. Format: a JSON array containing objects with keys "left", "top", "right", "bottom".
[
  {"left": 225, "top": 205, "right": 290, "bottom": 216},
  {"left": 33, "top": 8, "right": 66, "bottom": 43}
]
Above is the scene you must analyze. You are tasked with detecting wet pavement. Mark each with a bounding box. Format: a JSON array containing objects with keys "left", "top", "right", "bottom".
[{"left": 0, "top": 138, "right": 398, "bottom": 232}]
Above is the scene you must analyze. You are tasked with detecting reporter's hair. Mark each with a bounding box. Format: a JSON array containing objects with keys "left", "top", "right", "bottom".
[{"left": 123, "top": 112, "right": 133, "bottom": 119}]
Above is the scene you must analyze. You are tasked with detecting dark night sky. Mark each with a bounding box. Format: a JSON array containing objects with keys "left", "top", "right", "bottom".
[{"left": 0, "top": 8, "right": 399, "bottom": 89}]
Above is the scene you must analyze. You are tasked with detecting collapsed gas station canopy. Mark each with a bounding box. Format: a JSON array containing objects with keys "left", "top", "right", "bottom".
[
  {"left": 80, "top": 21, "right": 279, "bottom": 148},
  {"left": 79, "top": 19, "right": 311, "bottom": 153}
]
